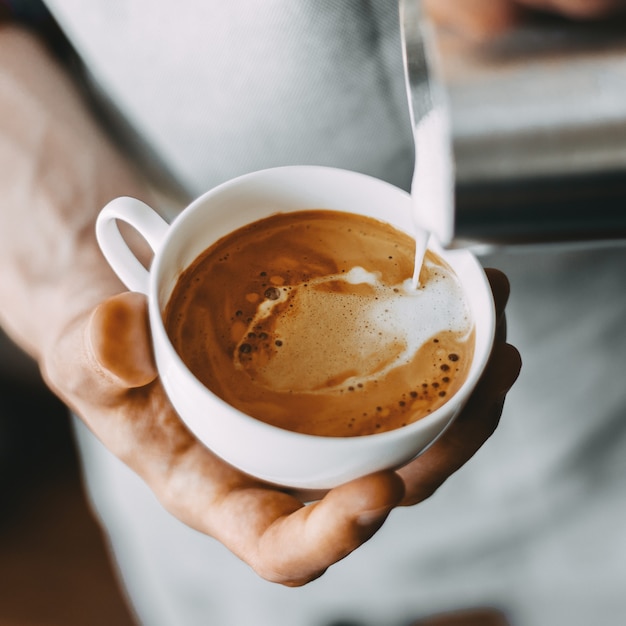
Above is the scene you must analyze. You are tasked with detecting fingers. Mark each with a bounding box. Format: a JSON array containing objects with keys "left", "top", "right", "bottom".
[
  {"left": 87, "top": 291, "right": 157, "bottom": 388},
  {"left": 397, "top": 341, "right": 521, "bottom": 505},
  {"left": 424, "top": 0, "right": 626, "bottom": 40},
  {"left": 516, "top": 0, "right": 626, "bottom": 18},
  {"left": 485, "top": 267, "right": 510, "bottom": 317},
  {"left": 139, "top": 433, "right": 405, "bottom": 586},
  {"left": 200, "top": 471, "right": 405, "bottom": 586},
  {"left": 485, "top": 267, "right": 510, "bottom": 342},
  {"left": 423, "top": 0, "right": 523, "bottom": 39}
]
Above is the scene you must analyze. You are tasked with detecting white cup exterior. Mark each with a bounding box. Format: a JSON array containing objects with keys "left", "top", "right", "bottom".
[{"left": 96, "top": 166, "right": 495, "bottom": 490}]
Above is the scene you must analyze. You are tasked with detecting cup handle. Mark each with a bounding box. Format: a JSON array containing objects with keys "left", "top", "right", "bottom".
[{"left": 96, "top": 197, "right": 170, "bottom": 295}]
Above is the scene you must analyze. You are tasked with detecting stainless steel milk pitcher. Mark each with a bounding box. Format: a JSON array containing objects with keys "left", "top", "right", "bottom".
[{"left": 400, "top": 0, "right": 626, "bottom": 247}]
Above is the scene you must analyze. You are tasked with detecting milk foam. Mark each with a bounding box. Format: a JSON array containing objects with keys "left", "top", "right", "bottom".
[{"left": 235, "top": 256, "right": 471, "bottom": 393}]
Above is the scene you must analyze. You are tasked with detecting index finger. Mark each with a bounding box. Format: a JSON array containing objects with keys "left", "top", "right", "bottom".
[
  {"left": 485, "top": 267, "right": 510, "bottom": 318},
  {"left": 201, "top": 470, "right": 405, "bottom": 586},
  {"left": 485, "top": 267, "right": 510, "bottom": 342}
]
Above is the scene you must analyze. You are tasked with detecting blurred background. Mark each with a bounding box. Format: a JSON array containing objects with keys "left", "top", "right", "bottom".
[{"left": 0, "top": 329, "right": 136, "bottom": 625}]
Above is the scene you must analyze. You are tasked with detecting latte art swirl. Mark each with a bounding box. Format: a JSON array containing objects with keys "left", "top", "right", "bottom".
[{"left": 234, "top": 263, "right": 470, "bottom": 395}]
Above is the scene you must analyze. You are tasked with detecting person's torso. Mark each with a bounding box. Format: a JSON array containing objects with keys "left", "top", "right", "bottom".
[{"left": 43, "top": 0, "right": 414, "bottom": 198}]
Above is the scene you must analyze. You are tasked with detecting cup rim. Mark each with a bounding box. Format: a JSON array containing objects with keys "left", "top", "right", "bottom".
[{"left": 148, "top": 165, "right": 496, "bottom": 445}]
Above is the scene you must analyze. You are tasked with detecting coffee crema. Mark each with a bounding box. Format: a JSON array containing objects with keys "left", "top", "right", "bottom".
[{"left": 164, "top": 210, "right": 474, "bottom": 437}]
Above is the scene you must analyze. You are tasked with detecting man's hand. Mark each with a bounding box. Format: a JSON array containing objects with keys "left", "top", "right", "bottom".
[
  {"left": 0, "top": 25, "right": 521, "bottom": 588},
  {"left": 424, "top": 0, "right": 626, "bottom": 39},
  {"left": 43, "top": 269, "right": 520, "bottom": 586}
]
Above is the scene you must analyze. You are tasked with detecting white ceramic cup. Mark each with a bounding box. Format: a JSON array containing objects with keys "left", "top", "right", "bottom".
[{"left": 96, "top": 166, "right": 495, "bottom": 491}]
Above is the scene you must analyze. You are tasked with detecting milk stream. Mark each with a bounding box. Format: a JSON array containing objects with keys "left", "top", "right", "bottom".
[
  {"left": 411, "top": 227, "right": 430, "bottom": 290},
  {"left": 409, "top": 107, "right": 454, "bottom": 289}
]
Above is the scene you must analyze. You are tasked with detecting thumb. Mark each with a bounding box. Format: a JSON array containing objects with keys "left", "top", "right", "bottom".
[{"left": 87, "top": 291, "right": 157, "bottom": 388}]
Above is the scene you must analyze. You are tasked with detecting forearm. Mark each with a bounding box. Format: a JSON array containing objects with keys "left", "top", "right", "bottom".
[{"left": 0, "top": 26, "right": 149, "bottom": 362}]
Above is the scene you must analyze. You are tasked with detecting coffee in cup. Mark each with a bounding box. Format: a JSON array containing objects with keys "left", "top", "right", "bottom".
[{"left": 164, "top": 209, "right": 474, "bottom": 437}]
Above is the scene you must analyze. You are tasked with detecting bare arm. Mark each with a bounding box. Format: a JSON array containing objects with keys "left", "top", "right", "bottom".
[{"left": 0, "top": 26, "right": 142, "bottom": 356}]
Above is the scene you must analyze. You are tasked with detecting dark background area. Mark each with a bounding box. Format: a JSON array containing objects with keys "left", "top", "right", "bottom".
[{"left": 0, "top": 349, "right": 137, "bottom": 626}]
